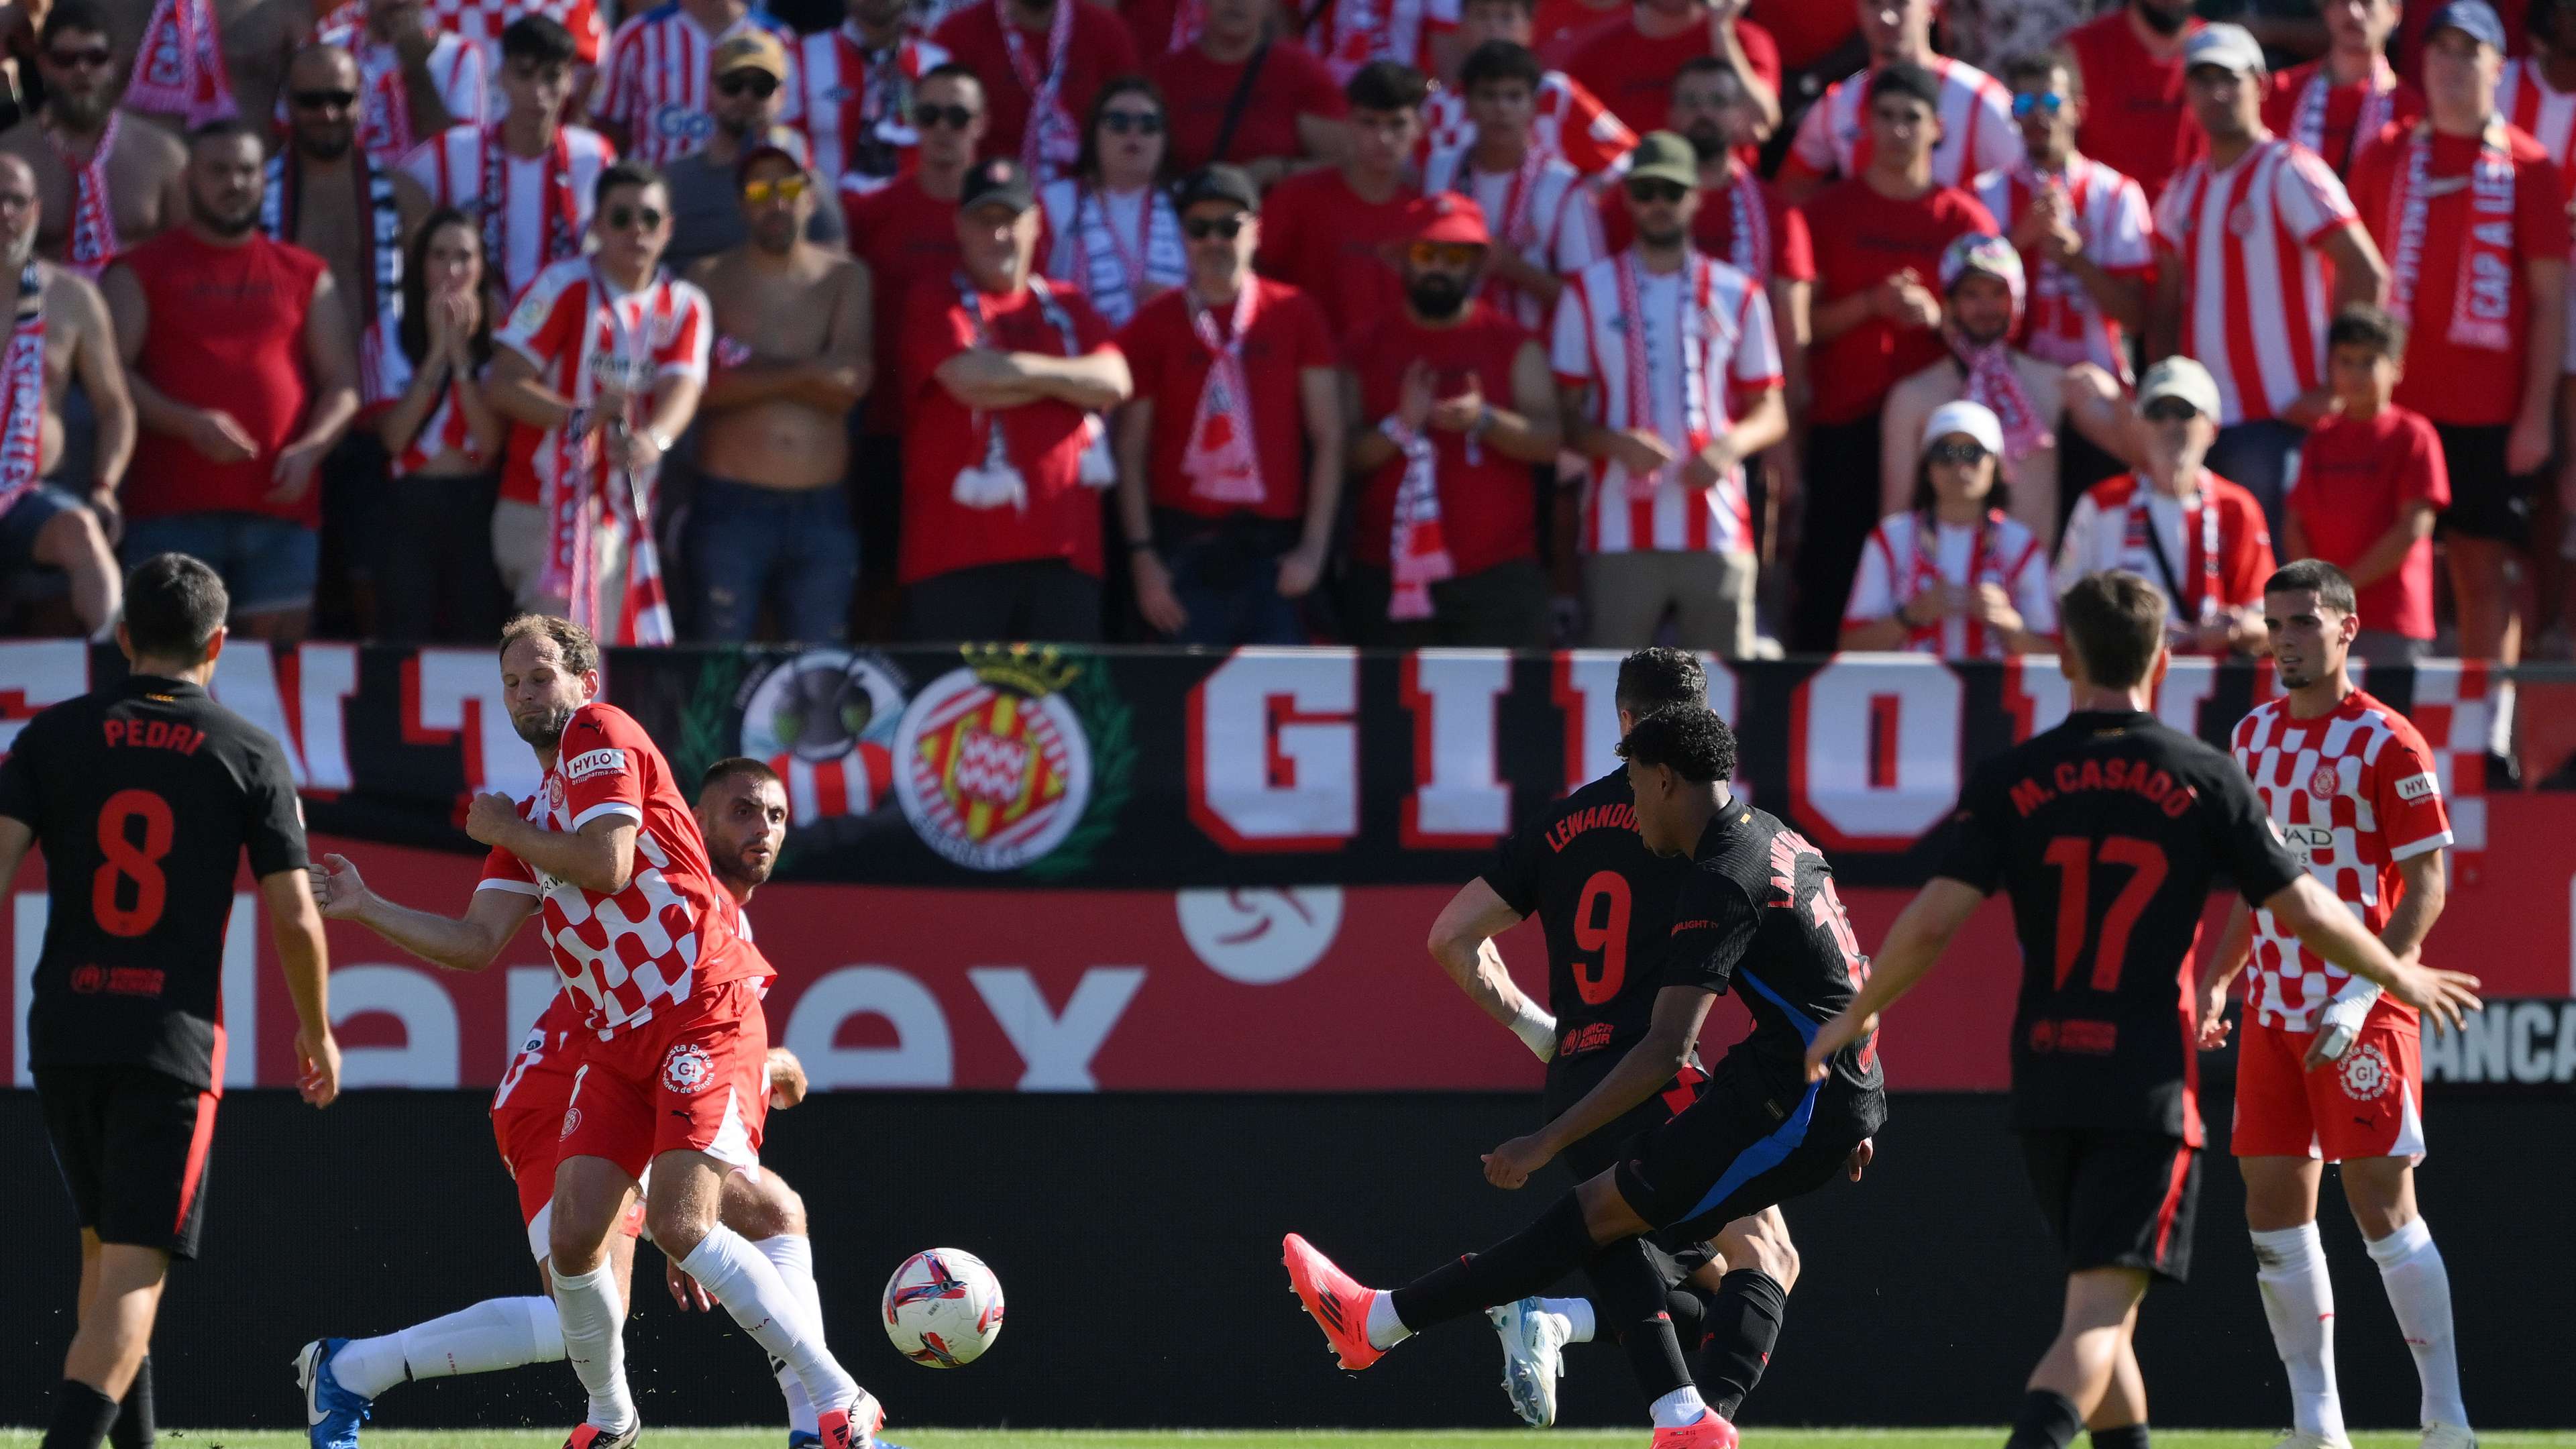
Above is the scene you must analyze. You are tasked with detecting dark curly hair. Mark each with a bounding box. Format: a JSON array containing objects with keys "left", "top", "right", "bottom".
[{"left": 1615, "top": 704, "right": 1738, "bottom": 785}]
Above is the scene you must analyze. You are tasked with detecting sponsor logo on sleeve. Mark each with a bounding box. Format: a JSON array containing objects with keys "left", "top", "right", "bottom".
[
  {"left": 2395, "top": 772, "right": 2440, "bottom": 802},
  {"left": 566, "top": 747, "right": 629, "bottom": 780}
]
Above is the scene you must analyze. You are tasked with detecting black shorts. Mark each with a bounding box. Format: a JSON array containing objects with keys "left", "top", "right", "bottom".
[
  {"left": 2019, "top": 1128, "right": 2200, "bottom": 1283},
  {"left": 2433, "top": 422, "right": 2538, "bottom": 545},
  {"left": 1550, "top": 1061, "right": 1721, "bottom": 1273},
  {"left": 36, "top": 1064, "right": 220, "bottom": 1258},
  {"left": 1610, "top": 1057, "right": 1876, "bottom": 1244}
]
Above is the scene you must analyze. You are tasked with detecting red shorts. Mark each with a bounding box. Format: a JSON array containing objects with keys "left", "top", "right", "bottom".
[
  {"left": 491, "top": 1022, "right": 644, "bottom": 1259},
  {"left": 2232, "top": 1013, "right": 2426, "bottom": 1163},
  {"left": 557, "top": 979, "right": 770, "bottom": 1183}
]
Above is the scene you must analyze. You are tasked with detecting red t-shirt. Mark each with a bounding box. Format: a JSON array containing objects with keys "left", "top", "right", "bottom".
[
  {"left": 1253, "top": 166, "right": 1419, "bottom": 347},
  {"left": 1152, "top": 39, "right": 1348, "bottom": 172},
  {"left": 1347, "top": 303, "right": 1540, "bottom": 574},
  {"left": 1122, "top": 0, "right": 1186, "bottom": 56},
  {"left": 119, "top": 229, "right": 328, "bottom": 525},
  {"left": 1532, "top": 0, "right": 1621, "bottom": 64},
  {"left": 1803, "top": 178, "right": 1996, "bottom": 425},
  {"left": 898, "top": 277, "right": 1120, "bottom": 584},
  {"left": 1749, "top": 0, "right": 1858, "bottom": 75},
  {"left": 2065, "top": 8, "right": 2201, "bottom": 199},
  {"left": 2348, "top": 122, "right": 2569, "bottom": 426},
  {"left": 845, "top": 174, "right": 961, "bottom": 434},
  {"left": 928, "top": 0, "right": 1139, "bottom": 166},
  {"left": 1116, "top": 276, "right": 1338, "bottom": 522},
  {"left": 1561, "top": 16, "right": 1779, "bottom": 138},
  {"left": 1597, "top": 171, "right": 1816, "bottom": 284},
  {"left": 2290, "top": 404, "right": 2450, "bottom": 640},
  {"left": 2259, "top": 62, "right": 2428, "bottom": 176}
]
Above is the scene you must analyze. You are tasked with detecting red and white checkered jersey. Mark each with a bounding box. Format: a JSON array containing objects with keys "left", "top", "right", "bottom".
[
  {"left": 795, "top": 25, "right": 949, "bottom": 193},
  {"left": 402, "top": 123, "right": 617, "bottom": 299},
  {"left": 473, "top": 702, "right": 768, "bottom": 1038},
  {"left": 2153, "top": 139, "right": 2359, "bottom": 426},
  {"left": 1551, "top": 250, "right": 1782, "bottom": 555},
  {"left": 2232, "top": 691, "right": 2452, "bottom": 1032},
  {"left": 1843, "top": 509, "right": 2055, "bottom": 657},
  {"left": 594, "top": 2, "right": 804, "bottom": 167},
  {"left": 1974, "top": 155, "right": 2155, "bottom": 380},
  {"left": 2500, "top": 59, "right": 2576, "bottom": 167},
  {"left": 1786, "top": 57, "right": 2021, "bottom": 190},
  {"left": 421, "top": 0, "right": 603, "bottom": 78},
  {"left": 1419, "top": 69, "right": 1636, "bottom": 177},
  {"left": 1423, "top": 146, "right": 1605, "bottom": 329},
  {"left": 494, "top": 256, "right": 713, "bottom": 504}
]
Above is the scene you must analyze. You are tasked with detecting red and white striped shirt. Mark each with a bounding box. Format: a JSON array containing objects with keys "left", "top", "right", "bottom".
[
  {"left": 1843, "top": 509, "right": 2053, "bottom": 657},
  {"left": 310, "top": 11, "right": 490, "bottom": 166},
  {"left": 769, "top": 743, "right": 894, "bottom": 826},
  {"left": 2153, "top": 138, "right": 2358, "bottom": 426},
  {"left": 494, "top": 255, "right": 713, "bottom": 508},
  {"left": 1424, "top": 144, "right": 1605, "bottom": 329},
  {"left": 1550, "top": 249, "right": 1781, "bottom": 555},
  {"left": 2232, "top": 691, "right": 2453, "bottom": 1032},
  {"left": 2500, "top": 58, "right": 2576, "bottom": 166},
  {"left": 1303, "top": 0, "right": 1456, "bottom": 83},
  {"left": 796, "top": 24, "right": 949, "bottom": 194},
  {"left": 423, "top": 0, "right": 604, "bottom": 80},
  {"left": 1974, "top": 154, "right": 2154, "bottom": 380},
  {"left": 1785, "top": 56, "right": 2021, "bottom": 191},
  {"left": 1419, "top": 69, "right": 1635, "bottom": 177},
  {"left": 594, "top": 2, "right": 804, "bottom": 168},
  {"left": 402, "top": 123, "right": 616, "bottom": 299}
]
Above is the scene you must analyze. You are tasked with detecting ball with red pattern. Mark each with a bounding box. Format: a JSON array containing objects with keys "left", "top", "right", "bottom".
[{"left": 881, "top": 1247, "right": 1006, "bottom": 1368}]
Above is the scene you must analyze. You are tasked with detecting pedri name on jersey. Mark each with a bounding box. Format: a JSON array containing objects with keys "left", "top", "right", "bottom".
[
  {"left": 2008, "top": 757, "right": 2200, "bottom": 819},
  {"left": 100, "top": 718, "right": 208, "bottom": 755},
  {"left": 1546, "top": 801, "right": 1638, "bottom": 851}
]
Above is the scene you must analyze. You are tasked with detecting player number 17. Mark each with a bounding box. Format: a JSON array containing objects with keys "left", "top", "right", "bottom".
[{"left": 2041, "top": 835, "right": 2169, "bottom": 992}]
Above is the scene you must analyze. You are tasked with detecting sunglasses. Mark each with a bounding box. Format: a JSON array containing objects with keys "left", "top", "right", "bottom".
[
  {"left": 914, "top": 101, "right": 978, "bottom": 130},
  {"left": 1100, "top": 110, "right": 1165, "bottom": 136},
  {"left": 1925, "top": 440, "right": 1990, "bottom": 466},
  {"left": 742, "top": 174, "right": 808, "bottom": 205},
  {"left": 1407, "top": 241, "right": 1482, "bottom": 268},
  {"left": 2141, "top": 398, "right": 2200, "bottom": 423},
  {"left": 603, "top": 205, "right": 665, "bottom": 231},
  {"left": 716, "top": 71, "right": 780, "bottom": 99},
  {"left": 292, "top": 89, "right": 359, "bottom": 111},
  {"left": 1183, "top": 216, "right": 1244, "bottom": 241},
  {"left": 1625, "top": 178, "right": 1689, "bottom": 205},
  {"left": 2010, "top": 91, "right": 2065, "bottom": 118},
  {"left": 45, "top": 45, "right": 112, "bottom": 68}
]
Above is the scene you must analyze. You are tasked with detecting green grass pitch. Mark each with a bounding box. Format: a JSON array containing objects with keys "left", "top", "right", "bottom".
[{"left": 9, "top": 1432, "right": 2576, "bottom": 1449}]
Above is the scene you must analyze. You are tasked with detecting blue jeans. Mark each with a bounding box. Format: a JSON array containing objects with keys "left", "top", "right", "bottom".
[
  {"left": 684, "top": 476, "right": 858, "bottom": 643},
  {"left": 2208, "top": 418, "right": 2306, "bottom": 543},
  {"left": 1157, "top": 512, "right": 1307, "bottom": 647},
  {"left": 122, "top": 511, "right": 319, "bottom": 614}
]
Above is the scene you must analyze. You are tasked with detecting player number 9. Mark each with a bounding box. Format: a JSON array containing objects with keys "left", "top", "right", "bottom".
[{"left": 1572, "top": 870, "right": 1631, "bottom": 1006}]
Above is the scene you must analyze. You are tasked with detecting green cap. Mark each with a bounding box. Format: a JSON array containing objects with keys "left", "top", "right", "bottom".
[{"left": 1623, "top": 131, "right": 1699, "bottom": 190}]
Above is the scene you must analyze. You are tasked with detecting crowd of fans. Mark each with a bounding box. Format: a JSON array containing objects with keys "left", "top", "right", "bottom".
[{"left": 0, "top": 0, "right": 2570, "bottom": 750}]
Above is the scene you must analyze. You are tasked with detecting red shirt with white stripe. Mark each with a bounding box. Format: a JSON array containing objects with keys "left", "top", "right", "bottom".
[
  {"left": 2153, "top": 138, "right": 2359, "bottom": 426},
  {"left": 423, "top": 0, "right": 604, "bottom": 76},
  {"left": 769, "top": 745, "right": 894, "bottom": 825},
  {"left": 2053, "top": 471, "right": 2276, "bottom": 644},
  {"left": 1419, "top": 68, "right": 1636, "bottom": 177},
  {"left": 402, "top": 123, "right": 617, "bottom": 299},
  {"left": 2260, "top": 58, "right": 2425, "bottom": 178},
  {"left": 492, "top": 257, "right": 713, "bottom": 506},
  {"left": 309, "top": 15, "right": 490, "bottom": 167},
  {"left": 1562, "top": 15, "right": 1778, "bottom": 138},
  {"left": 1550, "top": 248, "right": 1782, "bottom": 555},
  {"left": 1423, "top": 144, "right": 1605, "bottom": 329},
  {"left": 1782, "top": 57, "right": 2022, "bottom": 193},
  {"left": 2500, "top": 58, "right": 2576, "bottom": 164},
  {"left": 594, "top": 3, "right": 803, "bottom": 168},
  {"left": 2231, "top": 691, "right": 2453, "bottom": 1032},
  {"left": 1599, "top": 164, "right": 1815, "bottom": 287},
  {"left": 383, "top": 350, "right": 485, "bottom": 477},
  {"left": 1843, "top": 508, "right": 2054, "bottom": 657},
  {"left": 795, "top": 24, "right": 949, "bottom": 193},
  {"left": 1299, "top": 0, "right": 1457, "bottom": 84},
  {"left": 477, "top": 701, "right": 768, "bottom": 1039},
  {"left": 1974, "top": 154, "right": 2155, "bottom": 380}
]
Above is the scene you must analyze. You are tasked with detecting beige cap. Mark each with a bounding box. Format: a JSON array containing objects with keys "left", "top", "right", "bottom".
[
  {"left": 2137, "top": 357, "right": 2222, "bottom": 419},
  {"left": 712, "top": 30, "right": 788, "bottom": 78}
]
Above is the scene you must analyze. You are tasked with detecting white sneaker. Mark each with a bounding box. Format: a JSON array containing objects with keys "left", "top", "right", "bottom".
[
  {"left": 2267, "top": 1432, "right": 2351, "bottom": 1449},
  {"left": 1487, "top": 1298, "right": 1569, "bottom": 1428},
  {"left": 2420, "top": 1423, "right": 2476, "bottom": 1449}
]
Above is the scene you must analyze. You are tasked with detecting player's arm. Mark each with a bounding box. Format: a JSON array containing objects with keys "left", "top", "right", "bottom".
[
  {"left": 311, "top": 851, "right": 539, "bottom": 971},
  {"left": 1805, "top": 877, "right": 1984, "bottom": 1083},
  {"left": 1425, "top": 877, "right": 1554, "bottom": 1060},
  {"left": 2194, "top": 897, "right": 2256, "bottom": 1049},
  {"left": 465, "top": 790, "right": 637, "bottom": 895},
  {"left": 2259, "top": 872, "right": 2478, "bottom": 1031},
  {"left": 2303, "top": 846, "right": 2450, "bottom": 1067},
  {"left": 1484, "top": 982, "right": 1721, "bottom": 1191},
  {"left": 260, "top": 866, "right": 341, "bottom": 1108},
  {"left": 0, "top": 814, "right": 30, "bottom": 888}
]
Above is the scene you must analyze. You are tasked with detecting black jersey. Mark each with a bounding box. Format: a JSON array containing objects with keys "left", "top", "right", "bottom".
[
  {"left": 1664, "top": 802, "right": 1886, "bottom": 1112},
  {"left": 0, "top": 674, "right": 308, "bottom": 1090},
  {"left": 1933, "top": 708, "right": 2304, "bottom": 1139},
  {"left": 1483, "top": 769, "right": 1697, "bottom": 1078}
]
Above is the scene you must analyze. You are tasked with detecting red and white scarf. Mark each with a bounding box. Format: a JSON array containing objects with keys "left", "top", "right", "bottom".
[
  {"left": 2122, "top": 481, "right": 2224, "bottom": 627},
  {"left": 1899, "top": 510, "right": 2003, "bottom": 655},
  {"left": 1718, "top": 161, "right": 1770, "bottom": 281},
  {"left": 0, "top": 264, "right": 46, "bottom": 518},
  {"left": 1067, "top": 182, "right": 1184, "bottom": 329},
  {"left": 125, "top": 0, "right": 237, "bottom": 124},
  {"left": 1950, "top": 331, "right": 2052, "bottom": 462},
  {"left": 1182, "top": 280, "right": 1265, "bottom": 505},
  {"left": 2292, "top": 54, "right": 2400, "bottom": 170},
  {"left": 996, "top": 0, "right": 1078, "bottom": 178},
  {"left": 2385, "top": 119, "right": 2518, "bottom": 354},
  {"left": 544, "top": 267, "right": 678, "bottom": 644},
  {"left": 263, "top": 150, "right": 405, "bottom": 404},
  {"left": 482, "top": 123, "right": 582, "bottom": 290},
  {"left": 1614, "top": 250, "right": 1718, "bottom": 500},
  {"left": 1455, "top": 145, "right": 1547, "bottom": 321},
  {"left": 1383, "top": 414, "right": 1449, "bottom": 618},
  {"left": 50, "top": 115, "right": 119, "bottom": 280},
  {"left": 950, "top": 272, "right": 1110, "bottom": 508}
]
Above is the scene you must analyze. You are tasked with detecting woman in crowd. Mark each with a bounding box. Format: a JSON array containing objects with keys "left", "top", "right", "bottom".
[
  {"left": 1038, "top": 76, "right": 1188, "bottom": 329},
  {"left": 376, "top": 207, "right": 508, "bottom": 643},
  {"left": 1841, "top": 399, "right": 2056, "bottom": 657}
]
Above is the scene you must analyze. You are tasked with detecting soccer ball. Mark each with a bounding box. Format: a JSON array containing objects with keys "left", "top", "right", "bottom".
[{"left": 881, "top": 1248, "right": 1005, "bottom": 1367}]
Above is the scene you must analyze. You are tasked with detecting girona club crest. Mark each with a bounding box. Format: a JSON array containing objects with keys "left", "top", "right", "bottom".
[
  {"left": 894, "top": 647, "right": 1094, "bottom": 872},
  {"left": 2338, "top": 1041, "right": 2394, "bottom": 1102},
  {"left": 2308, "top": 763, "right": 2342, "bottom": 800},
  {"left": 661, "top": 1043, "right": 716, "bottom": 1095}
]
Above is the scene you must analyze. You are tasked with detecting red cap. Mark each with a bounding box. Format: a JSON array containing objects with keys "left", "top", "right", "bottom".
[{"left": 1406, "top": 193, "right": 1491, "bottom": 248}]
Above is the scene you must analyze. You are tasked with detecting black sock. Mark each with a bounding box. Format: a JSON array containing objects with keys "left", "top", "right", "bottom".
[
  {"left": 1663, "top": 1282, "right": 1714, "bottom": 1349},
  {"left": 40, "top": 1381, "right": 119, "bottom": 1449},
  {"left": 2004, "top": 1390, "right": 2086, "bottom": 1449},
  {"left": 109, "top": 1358, "right": 154, "bottom": 1449},
  {"left": 1389, "top": 1193, "right": 1597, "bottom": 1333},
  {"left": 1588, "top": 1238, "right": 1693, "bottom": 1401},
  {"left": 1697, "top": 1269, "right": 1789, "bottom": 1419},
  {"left": 2089, "top": 1424, "right": 2149, "bottom": 1449}
]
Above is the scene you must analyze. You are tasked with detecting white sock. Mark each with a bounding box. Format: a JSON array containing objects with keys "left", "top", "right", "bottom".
[
  {"left": 1536, "top": 1296, "right": 1597, "bottom": 1343},
  {"left": 549, "top": 1263, "right": 635, "bottom": 1432},
  {"left": 1364, "top": 1290, "right": 1413, "bottom": 1350},
  {"left": 679, "top": 1224, "right": 860, "bottom": 1415},
  {"left": 2489, "top": 681, "right": 2517, "bottom": 758},
  {"left": 331, "top": 1297, "right": 564, "bottom": 1399},
  {"left": 755, "top": 1235, "right": 823, "bottom": 1436},
  {"left": 1650, "top": 1385, "right": 1709, "bottom": 1430},
  {"left": 2251, "top": 1222, "right": 2345, "bottom": 1441},
  {"left": 2368, "top": 1218, "right": 2468, "bottom": 1428}
]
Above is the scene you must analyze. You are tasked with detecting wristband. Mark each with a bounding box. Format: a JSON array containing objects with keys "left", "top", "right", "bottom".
[
  {"left": 1509, "top": 997, "right": 1558, "bottom": 1061},
  {"left": 2313, "top": 985, "right": 2380, "bottom": 1062}
]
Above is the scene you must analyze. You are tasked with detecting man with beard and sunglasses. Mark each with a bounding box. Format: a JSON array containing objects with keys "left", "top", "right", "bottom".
[
  {"left": 2063, "top": 0, "right": 2204, "bottom": 199},
  {"left": 1555, "top": 132, "right": 1784, "bottom": 656},
  {"left": 0, "top": 1, "right": 186, "bottom": 279},
  {"left": 105, "top": 120, "right": 362, "bottom": 647},
  {"left": 794, "top": 0, "right": 951, "bottom": 195},
  {"left": 664, "top": 33, "right": 842, "bottom": 274},
  {"left": 309, "top": 0, "right": 488, "bottom": 168}
]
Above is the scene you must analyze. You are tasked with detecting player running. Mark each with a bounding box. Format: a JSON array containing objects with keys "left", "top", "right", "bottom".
[
  {"left": 1425, "top": 647, "right": 1804, "bottom": 1428},
  {"left": 1805, "top": 570, "right": 2481, "bottom": 1449},
  {"left": 297, "top": 749, "right": 847, "bottom": 1449},
  {"left": 0, "top": 554, "right": 341, "bottom": 1449},
  {"left": 2196, "top": 561, "right": 2472, "bottom": 1449},
  {"left": 1285, "top": 703, "right": 1883, "bottom": 1449}
]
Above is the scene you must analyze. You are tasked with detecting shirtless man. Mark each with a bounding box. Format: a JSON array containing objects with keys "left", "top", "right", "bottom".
[
  {"left": 682, "top": 140, "right": 868, "bottom": 644},
  {"left": 267, "top": 46, "right": 431, "bottom": 387},
  {"left": 0, "top": 152, "right": 133, "bottom": 637},
  {"left": 92, "top": 0, "right": 304, "bottom": 144},
  {"left": 0, "top": 0, "right": 188, "bottom": 278}
]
